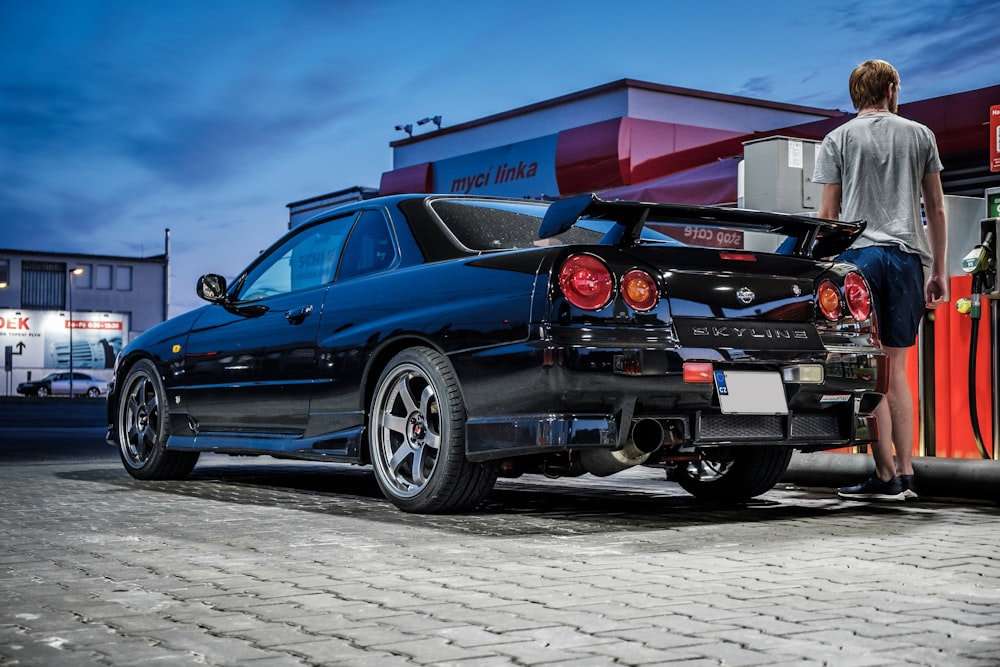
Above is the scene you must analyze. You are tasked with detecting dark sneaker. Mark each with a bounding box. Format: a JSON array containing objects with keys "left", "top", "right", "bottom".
[
  {"left": 899, "top": 474, "right": 918, "bottom": 500},
  {"left": 838, "top": 475, "right": 904, "bottom": 501}
]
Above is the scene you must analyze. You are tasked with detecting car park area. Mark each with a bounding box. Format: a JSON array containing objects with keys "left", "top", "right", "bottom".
[{"left": 1, "top": 399, "right": 999, "bottom": 666}]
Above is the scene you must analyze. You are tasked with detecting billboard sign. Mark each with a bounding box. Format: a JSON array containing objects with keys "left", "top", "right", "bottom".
[
  {"left": 0, "top": 309, "right": 128, "bottom": 370},
  {"left": 434, "top": 135, "right": 559, "bottom": 197}
]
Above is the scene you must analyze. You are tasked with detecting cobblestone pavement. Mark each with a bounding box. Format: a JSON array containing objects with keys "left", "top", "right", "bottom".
[{"left": 1, "top": 426, "right": 1000, "bottom": 665}]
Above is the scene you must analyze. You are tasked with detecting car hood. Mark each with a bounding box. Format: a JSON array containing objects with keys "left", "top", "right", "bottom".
[{"left": 121, "top": 305, "right": 209, "bottom": 358}]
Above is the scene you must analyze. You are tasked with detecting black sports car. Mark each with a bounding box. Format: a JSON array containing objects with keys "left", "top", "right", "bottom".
[{"left": 106, "top": 193, "right": 885, "bottom": 513}]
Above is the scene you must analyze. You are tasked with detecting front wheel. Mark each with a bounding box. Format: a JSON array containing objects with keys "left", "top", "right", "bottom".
[
  {"left": 116, "top": 359, "right": 199, "bottom": 480},
  {"left": 674, "top": 446, "right": 792, "bottom": 502},
  {"left": 36, "top": 386, "right": 49, "bottom": 398},
  {"left": 369, "top": 347, "right": 497, "bottom": 513}
]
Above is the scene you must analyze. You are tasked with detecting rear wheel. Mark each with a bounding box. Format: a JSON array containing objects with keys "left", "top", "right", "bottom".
[
  {"left": 86, "top": 387, "right": 100, "bottom": 398},
  {"left": 674, "top": 446, "right": 792, "bottom": 502},
  {"left": 116, "top": 359, "right": 198, "bottom": 480},
  {"left": 369, "top": 347, "right": 497, "bottom": 513}
]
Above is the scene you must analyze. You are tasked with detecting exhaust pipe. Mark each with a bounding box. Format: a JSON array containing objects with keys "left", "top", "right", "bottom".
[{"left": 579, "top": 418, "right": 666, "bottom": 477}]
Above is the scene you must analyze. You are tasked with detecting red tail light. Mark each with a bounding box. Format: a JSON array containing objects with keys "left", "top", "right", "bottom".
[
  {"left": 844, "top": 271, "right": 872, "bottom": 322},
  {"left": 621, "top": 269, "right": 658, "bottom": 311},
  {"left": 817, "top": 280, "right": 843, "bottom": 320},
  {"left": 559, "top": 254, "right": 613, "bottom": 310}
]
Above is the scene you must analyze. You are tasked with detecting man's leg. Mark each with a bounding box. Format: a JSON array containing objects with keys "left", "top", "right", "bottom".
[
  {"left": 839, "top": 345, "right": 911, "bottom": 500},
  {"left": 871, "top": 398, "right": 897, "bottom": 482},
  {"left": 884, "top": 345, "right": 915, "bottom": 477}
]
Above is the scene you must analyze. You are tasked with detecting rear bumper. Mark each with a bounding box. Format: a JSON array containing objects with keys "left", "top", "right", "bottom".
[
  {"left": 456, "top": 342, "right": 884, "bottom": 462},
  {"left": 465, "top": 410, "right": 878, "bottom": 462}
]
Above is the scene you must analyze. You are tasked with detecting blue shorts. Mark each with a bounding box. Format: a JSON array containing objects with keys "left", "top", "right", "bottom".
[{"left": 837, "top": 246, "right": 925, "bottom": 348}]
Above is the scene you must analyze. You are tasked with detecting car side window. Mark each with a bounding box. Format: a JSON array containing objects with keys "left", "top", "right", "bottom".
[
  {"left": 238, "top": 215, "right": 354, "bottom": 301},
  {"left": 337, "top": 210, "right": 396, "bottom": 281}
]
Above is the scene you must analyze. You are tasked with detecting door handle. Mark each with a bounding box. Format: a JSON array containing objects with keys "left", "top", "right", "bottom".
[{"left": 285, "top": 304, "right": 314, "bottom": 325}]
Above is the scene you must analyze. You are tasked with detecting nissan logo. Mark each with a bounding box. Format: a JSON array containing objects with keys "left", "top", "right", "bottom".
[{"left": 737, "top": 287, "right": 755, "bottom": 304}]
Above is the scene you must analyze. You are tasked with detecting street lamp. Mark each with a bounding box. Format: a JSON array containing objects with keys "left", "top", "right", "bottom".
[
  {"left": 68, "top": 266, "right": 84, "bottom": 399},
  {"left": 416, "top": 115, "right": 442, "bottom": 129},
  {"left": 395, "top": 116, "right": 442, "bottom": 137}
]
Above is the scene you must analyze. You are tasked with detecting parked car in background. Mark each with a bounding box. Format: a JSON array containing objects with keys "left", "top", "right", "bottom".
[
  {"left": 18, "top": 372, "right": 110, "bottom": 398},
  {"left": 106, "top": 193, "right": 886, "bottom": 513}
]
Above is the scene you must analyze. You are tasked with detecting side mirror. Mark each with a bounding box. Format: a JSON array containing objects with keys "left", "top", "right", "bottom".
[{"left": 196, "top": 274, "right": 228, "bottom": 303}]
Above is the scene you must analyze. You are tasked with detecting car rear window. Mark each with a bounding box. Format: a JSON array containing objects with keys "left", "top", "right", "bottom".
[
  {"left": 430, "top": 199, "right": 761, "bottom": 252},
  {"left": 430, "top": 199, "right": 602, "bottom": 251}
]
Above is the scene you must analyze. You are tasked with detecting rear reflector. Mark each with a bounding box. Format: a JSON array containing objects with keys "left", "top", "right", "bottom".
[{"left": 683, "top": 362, "right": 714, "bottom": 383}]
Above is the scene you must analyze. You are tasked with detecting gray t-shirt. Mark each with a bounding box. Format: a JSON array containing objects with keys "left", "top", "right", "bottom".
[{"left": 813, "top": 112, "right": 943, "bottom": 267}]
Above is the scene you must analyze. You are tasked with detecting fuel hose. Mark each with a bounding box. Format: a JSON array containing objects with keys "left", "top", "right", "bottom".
[{"left": 968, "top": 274, "right": 993, "bottom": 459}]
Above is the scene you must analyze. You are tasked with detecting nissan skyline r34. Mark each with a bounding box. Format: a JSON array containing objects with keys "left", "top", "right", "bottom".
[{"left": 106, "top": 193, "right": 885, "bottom": 513}]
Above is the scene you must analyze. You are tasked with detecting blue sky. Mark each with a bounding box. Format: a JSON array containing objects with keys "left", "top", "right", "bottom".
[{"left": 2, "top": 0, "right": 998, "bottom": 315}]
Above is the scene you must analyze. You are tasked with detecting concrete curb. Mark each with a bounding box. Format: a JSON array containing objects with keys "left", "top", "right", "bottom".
[{"left": 781, "top": 451, "right": 1000, "bottom": 502}]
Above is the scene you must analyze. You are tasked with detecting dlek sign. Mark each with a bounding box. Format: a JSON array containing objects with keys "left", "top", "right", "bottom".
[{"left": 0, "top": 309, "right": 127, "bottom": 370}]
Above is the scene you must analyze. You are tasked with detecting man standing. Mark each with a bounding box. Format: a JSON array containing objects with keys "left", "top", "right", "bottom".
[{"left": 813, "top": 59, "right": 948, "bottom": 501}]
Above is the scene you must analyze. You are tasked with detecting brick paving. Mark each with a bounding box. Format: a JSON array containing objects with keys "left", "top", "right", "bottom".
[{"left": 1, "top": 413, "right": 999, "bottom": 665}]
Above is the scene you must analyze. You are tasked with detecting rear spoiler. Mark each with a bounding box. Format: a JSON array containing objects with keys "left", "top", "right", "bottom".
[{"left": 539, "top": 193, "right": 865, "bottom": 260}]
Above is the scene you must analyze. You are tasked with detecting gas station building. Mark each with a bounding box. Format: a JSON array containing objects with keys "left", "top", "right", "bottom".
[{"left": 292, "top": 78, "right": 1000, "bottom": 461}]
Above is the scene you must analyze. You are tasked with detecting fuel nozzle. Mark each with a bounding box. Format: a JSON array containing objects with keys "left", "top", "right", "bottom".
[{"left": 961, "top": 231, "right": 995, "bottom": 276}]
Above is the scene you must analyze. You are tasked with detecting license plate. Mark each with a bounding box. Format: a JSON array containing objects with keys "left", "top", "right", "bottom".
[{"left": 714, "top": 371, "right": 788, "bottom": 415}]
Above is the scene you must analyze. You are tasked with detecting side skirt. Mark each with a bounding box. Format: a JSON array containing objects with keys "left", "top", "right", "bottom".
[{"left": 165, "top": 427, "right": 365, "bottom": 462}]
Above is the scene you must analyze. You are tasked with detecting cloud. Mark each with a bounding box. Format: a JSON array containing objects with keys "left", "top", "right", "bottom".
[
  {"left": 812, "top": 0, "right": 1000, "bottom": 99},
  {"left": 736, "top": 77, "right": 775, "bottom": 99},
  {"left": 2, "top": 0, "right": 997, "bottom": 317}
]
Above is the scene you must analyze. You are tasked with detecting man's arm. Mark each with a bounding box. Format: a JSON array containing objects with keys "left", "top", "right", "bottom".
[
  {"left": 817, "top": 183, "right": 842, "bottom": 220},
  {"left": 921, "top": 170, "right": 948, "bottom": 307}
]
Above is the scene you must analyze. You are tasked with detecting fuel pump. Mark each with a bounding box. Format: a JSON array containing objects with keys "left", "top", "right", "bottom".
[{"left": 957, "top": 218, "right": 999, "bottom": 459}]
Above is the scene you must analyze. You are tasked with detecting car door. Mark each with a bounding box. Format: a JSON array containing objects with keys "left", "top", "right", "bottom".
[
  {"left": 179, "top": 214, "right": 356, "bottom": 435},
  {"left": 308, "top": 209, "right": 400, "bottom": 438},
  {"left": 49, "top": 373, "right": 72, "bottom": 395}
]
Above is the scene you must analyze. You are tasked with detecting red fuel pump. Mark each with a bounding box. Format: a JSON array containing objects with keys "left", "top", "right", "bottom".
[
  {"left": 956, "top": 218, "right": 998, "bottom": 459},
  {"left": 915, "top": 199, "right": 996, "bottom": 461}
]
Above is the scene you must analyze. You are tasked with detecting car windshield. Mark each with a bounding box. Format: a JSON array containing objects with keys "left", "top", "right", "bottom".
[{"left": 430, "top": 199, "right": 683, "bottom": 251}]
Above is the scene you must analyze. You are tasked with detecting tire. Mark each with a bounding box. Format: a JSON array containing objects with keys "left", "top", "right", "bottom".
[
  {"left": 86, "top": 387, "right": 100, "bottom": 398},
  {"left": 116, "top": 359, "right": 199, "bottom": 480},
  {"left": 369, "top": 347, "right": 497, "bottom": 513},
  {"left": 36, "top": 386, "right": 49, "bottom": 398},
  {"left": 675, "top": 446, "right": 793, "bottom": 502}
]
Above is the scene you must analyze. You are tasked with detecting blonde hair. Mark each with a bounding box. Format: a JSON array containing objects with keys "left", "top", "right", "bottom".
[{"left": 849, "top": 60, "right": 899, "bottom": 110}]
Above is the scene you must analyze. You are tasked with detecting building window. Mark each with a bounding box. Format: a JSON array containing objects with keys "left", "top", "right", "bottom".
[
  {"left": 74, "top": 264, "right": 93, "bottom": 289},
  {"left": 0, "top": 259, "right": 9, "bottom": 288},
  {"left": 116, "top": 266, "right": 132, "bottom": 291},
  {"left": 95, "top": 264, "right": 113, "bottom": 290},
  {"left": 21, "top": 261, "right": 66, "bottom": 309}
]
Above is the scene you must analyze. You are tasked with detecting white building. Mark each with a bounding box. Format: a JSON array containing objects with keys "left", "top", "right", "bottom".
[{"left": 0, "top": 247, "right": 168, "bottom": 392}]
